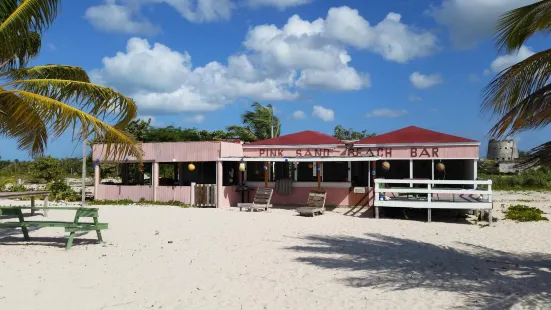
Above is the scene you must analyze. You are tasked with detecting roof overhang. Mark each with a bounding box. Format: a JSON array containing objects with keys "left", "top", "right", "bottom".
[{"left": 219, "top": 156, "right": 379, "bottom": 162}]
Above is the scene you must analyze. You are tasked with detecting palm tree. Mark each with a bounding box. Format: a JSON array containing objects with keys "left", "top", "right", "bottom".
[
  {"left": 0, "top": 0, "right": 141, "bottom": 161},
  {"left": 483, "top": 0, "right": 551, "bottom": 167},
  {"left": 227, "top": 102, "right": 281, "bottom": 142}
]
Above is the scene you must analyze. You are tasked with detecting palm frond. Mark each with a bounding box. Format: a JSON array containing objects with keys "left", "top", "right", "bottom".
[
  {"left": 0, "top": 31, "right": 41, "bottom": 72},
  {"left": 517, "top": 140, "right": 551, "bottom": 168},
  {"left": 2, "top": 78, "right": 137, "bottom": 128},
  {"left": 496, "top": 0, "right": 551, "bottom": 53},
  {"left": 0, "top": 89, "right": 142, "bottom": 162},
  {"left": 226, "top": 125, "right": 257, "bottom": 142},
  {"left": 0, "top": 91, "right": 48, "bottom": 157},
  {"left": 2, "top": 65, "right": 90, "bottom": 82},
  {"left": 0, "top": 0, "right": 59, "bottom": 59},
  {"left": 482, "top": 48, "right": 551, "bottom": 137}
]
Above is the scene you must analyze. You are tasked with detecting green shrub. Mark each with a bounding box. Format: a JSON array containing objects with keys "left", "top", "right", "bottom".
[
  {"left": 89, "top": 199, "right": 191, "bottom": 208},
  {"left": 46, "top": 180, "right": 79, "bottom": 202},
  {"left": 9, "top": 183, "right": 27, "bottom": 192},
  {"left": 504, "top": 205, "right": 549, "bottom": 222}
]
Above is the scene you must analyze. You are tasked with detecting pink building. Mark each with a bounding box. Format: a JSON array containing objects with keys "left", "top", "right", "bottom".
[{"left": 92, "top": 126, "right": 481, "bottom": 210}]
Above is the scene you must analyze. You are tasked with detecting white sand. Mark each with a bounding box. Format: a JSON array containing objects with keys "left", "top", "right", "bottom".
[{"left": 1, "top": 192, "right": 551, "bottom": 310}]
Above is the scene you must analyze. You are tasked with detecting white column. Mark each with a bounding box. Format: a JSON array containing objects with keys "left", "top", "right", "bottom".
[
  {"left": 431, "top": 159, "right": 435, "bottom": 183},
  {"left": 216, "top": 161, "right": 223, "bottom": 208},
  {"left": 94, "top": 164, "right": 100, "bottom": 198},
  {"left": 409, "top": 159, "right": 413, "bottom": 187},
  {"left": 473, "top": 160, "right": 478, "bottom": 189},
  {"left": 153, "top": 162, "right": 159, "bottom": 202}
]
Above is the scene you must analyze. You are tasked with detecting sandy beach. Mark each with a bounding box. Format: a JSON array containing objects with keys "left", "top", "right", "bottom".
[{"left": 1, "top": 191, "right": 551, "bottom": 310}]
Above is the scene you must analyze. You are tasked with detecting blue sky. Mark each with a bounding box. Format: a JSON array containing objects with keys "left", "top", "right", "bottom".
[{"left": 2, "top": 0, "right": 549, "bottom": 160}]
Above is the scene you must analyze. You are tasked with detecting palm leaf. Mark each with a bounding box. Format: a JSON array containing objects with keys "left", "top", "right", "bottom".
[
  {"left": 226, "top": 125, "right": 257, "bottom": 142},
  {"left": 0, "top": 89, "right": 142, "bottom": 162},
  {"left": 2, "top": 78, "right": 137, "bottom": 128},
  {"left": 0, "top": 31, "right": 41, "bottom": 72},
  {"left": 482, "top": 48, "right": 551, "bottom": 137},
  {"left": 2, "top": 65, "right": 90, "bottom": 82},
  {"left": 0, "top": 0, "right": 59, "bottom": 59},
  {"left": 496, "top": 0, "right": 551, "bottom": 53}
]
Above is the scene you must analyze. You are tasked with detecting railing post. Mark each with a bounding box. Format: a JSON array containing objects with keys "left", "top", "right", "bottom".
[
  {"left": 427, "top": 183, "right": 431, "bottom": 203},
  {"left": 190, "top": 182, "right": 196, "bottom": 206}
]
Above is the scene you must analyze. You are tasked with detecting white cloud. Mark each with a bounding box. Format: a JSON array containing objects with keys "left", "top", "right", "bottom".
[
  {"left": 291, "top": 110, "right": 306, "bottom": 119},
  {"left": 409, "top": 94, "right": 422, "bottom": 102},
  {"left": 429, "top": 0, "right": 539, "bottom": 48},
  {"left": 468, "top": 73, "right": 480, "bottom": 82},
  {"left": 184, "top": 115, "right": 206, "bottom": 124},
  {"left": 153, "top": 0, "right": 233, "bottom": 23},
  {"left": 366, "top": 108, "right": 408, "bottom": 118},
  {"left": 84, "top": 2, "right": 160, "bottom": 35},
  {"left": 324, "top": 7, "right": 438, "bottom": 63},
  {"left": 246, "top": 0, "right": 312, "bottom": 10},
  {"left": 409, "top": 72, "right": 443, "bottom": 89},
  {"left": 312, "top": 106, "right": 334, "bottom": 121},
  {"left": 489, "top": 45, "right": 535, "bottom": 73},
  {"left": 92, "top": 7, "right": 437, "bottom": 114}
]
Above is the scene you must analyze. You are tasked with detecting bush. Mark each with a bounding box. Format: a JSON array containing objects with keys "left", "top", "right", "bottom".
[
  {"left": 9, "top": 183, "right": 27, "bottom": 192},
  {"left": 504, "top": 205, "right": 549, "bottom": 222},
  {"left": 479, "top": 168, "right": 551, "bottom": 191},
  {"left": 46, "top": 180, "right": 79, "bottom": 202}
]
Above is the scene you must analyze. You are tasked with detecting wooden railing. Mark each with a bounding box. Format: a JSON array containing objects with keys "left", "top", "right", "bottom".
[{"left": 194, "top": 184, "right": 217, "bottom": 207}]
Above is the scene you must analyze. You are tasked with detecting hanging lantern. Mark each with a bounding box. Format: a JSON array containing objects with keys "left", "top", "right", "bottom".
[
  {"left": 436, "top": 162, "right": 445, "bottom": 172},
  {"left": 382, "top": 161, "right": 391, "bottom": 171},
  {"left": 239, "top": 162, "right": 246, "bottom": 172},
  {"left": 308, "top": 163, "right": 313, "bottom": 169},
  {"left": 263, "top": 165, "right": 268, "bottom": 170},
  {"left": 316, "top": 167, "right": 321, "bottom": 172},
  {"left": 188, "top": 163, "right": 196, "bottom": 171}
]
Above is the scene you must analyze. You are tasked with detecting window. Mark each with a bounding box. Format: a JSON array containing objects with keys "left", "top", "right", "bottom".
[
  {"left": 222, "top": 162, "right": 239, "bottom": 186},
  {"left": 297, "top": 162, "right": 317, "bottom": 182},
  {"left": 323, "top": 162, "right": 349, "bottom": 182},
  {"left": 104, "top": 163, "right": 152, "bottom": 186},
  {"left": 272, "top": 162, "right": 292, "bottom": 181},
  {"left": 246, "top": 162, "right": 265, "bottom": 182}
]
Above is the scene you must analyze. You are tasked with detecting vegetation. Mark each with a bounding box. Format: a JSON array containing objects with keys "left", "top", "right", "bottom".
[
  {"left": 124, "top": 118, "right": 235, "bottom": 143},
  {"left": 504, "top": 205, "right": 548, "bottom": 222},
  {"left": 30, "top": 156, "right": 63, "bottom": 182},
  {"left": 46, "top": 180, "right": 79, "bottom": 201},
  {"left": 483, "top": 1, "right": 551, "bottom": 167},
  {"left": 227, "top": 102, "right": 280, "bottom": 141},
  {"left": 0, "top": 0, "right": 141, "bottom": 162},
  {"left": 89, "top": 199, "right": 191, "bottom": 208},
  {"left": 479, "top": 166, "right": 551, "bottom": 190},
  {"left": 333, "top": 125, "right": 375, "bottom": 141}
]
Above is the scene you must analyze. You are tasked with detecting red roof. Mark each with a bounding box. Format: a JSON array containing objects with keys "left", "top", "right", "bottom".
[
  {"left": 356, "top": 126, "right": 478, "bottom": 145},
  {"left": 246, "top": 130, "right": 343, "bottom": 146}
]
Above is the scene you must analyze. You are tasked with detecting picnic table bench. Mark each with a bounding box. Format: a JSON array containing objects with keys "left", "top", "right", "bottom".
[{"left": 0, "top": 206, "right": 108, "bottom": 249}]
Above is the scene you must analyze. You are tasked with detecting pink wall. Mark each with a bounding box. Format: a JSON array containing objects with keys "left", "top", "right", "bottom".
[
  {"left": 156, "top": 186, "right": 193, "bottom": 203},
  {"left": 219, "top": 186, "right": 373, "bottom": 207},
  {"left": 96, "top": 185, "right": 154, "bottom": 201},
  {"left": 243, "top": 145, "right": 479, "bottom": 159},
  {"left": 93, "top": 141, "right": 242, "bottom": 162}
]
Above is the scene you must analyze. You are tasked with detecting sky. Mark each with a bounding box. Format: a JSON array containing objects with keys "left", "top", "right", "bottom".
[{"left": 2, "top": 0, "right": 550, "bottom": 160}]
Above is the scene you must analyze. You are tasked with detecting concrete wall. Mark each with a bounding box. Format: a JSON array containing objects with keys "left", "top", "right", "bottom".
[{"left": 487, "top": 140, "right": 518, "bottom": 161}]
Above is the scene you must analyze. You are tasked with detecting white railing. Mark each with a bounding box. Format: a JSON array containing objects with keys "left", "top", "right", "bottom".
[{"left": 374, "top": 179, "right": 493, "bottom": 224}]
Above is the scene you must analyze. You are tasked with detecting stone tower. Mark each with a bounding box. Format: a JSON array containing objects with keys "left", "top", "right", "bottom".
[{"left": 487, "top": 139, "right": 519, "bottom": 161}]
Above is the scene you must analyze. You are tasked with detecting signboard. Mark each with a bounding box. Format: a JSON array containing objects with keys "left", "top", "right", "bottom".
[
  {"left": 256, "top": 147, "right": 442, "bottom": 158},
  {"left": 353, "top": 187, "right": 366, "bottom": 194}
]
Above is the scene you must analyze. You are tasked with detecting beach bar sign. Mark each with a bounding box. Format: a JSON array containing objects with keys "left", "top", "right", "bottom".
[{"left": 255, "top": 147, "right": 441, "bottom": 158}]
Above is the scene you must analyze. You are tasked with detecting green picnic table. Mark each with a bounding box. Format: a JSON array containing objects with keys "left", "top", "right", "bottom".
[{"left": 0, "top": 206, "right": 108, "bottom": 249}]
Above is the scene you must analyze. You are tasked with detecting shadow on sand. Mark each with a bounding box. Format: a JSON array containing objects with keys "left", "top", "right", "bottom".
[{"left": 286, "top": 233, "right": 551, "bottom": 309}]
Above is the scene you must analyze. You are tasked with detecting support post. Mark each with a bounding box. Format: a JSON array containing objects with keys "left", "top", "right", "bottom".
[
  {"left": 264, "top": 161, "right": 269, "bottom": 188},
  {"left": 409, "top": 159, "right": 413, "bottom": 187},
  {"left": 82, "top": 137, "right": 87, "bottom": 207},
  {"left": 190, "top": 182, "right": 196, "bottom": 206},
  {"left": 94, "top": 164, "right": 100, "bottom": 199},
  {"left": 375, "top": 206, "right": 379, "bottom": 219},
  {"left": 473, "top": 160, "right": 478, "bottom": 189},
  {"left": 30, "top": 196, "right": 35, "bottom": 216},
  {"left": 347, "top": 161, "right": 352, "bottom": 182},
  {"left": 428, "top": 208, "right": 432, "bottom": 223},
  {"left": 216, "top": 161, "right": 223, "bottom": 208},
  {"left": 370, "top": 161, "right": 376, "bottom": 188},
  {"left": 153, "top": 162, "right": 159, "bottom": 202},
  {"left": 43, "top": 195, "right": 48, "bottom": 217},
  {"left": 317, "top": 161, "right": 321, "bottom": 190}
]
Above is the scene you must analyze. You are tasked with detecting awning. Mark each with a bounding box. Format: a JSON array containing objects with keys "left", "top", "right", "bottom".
[{"left": 219, "top": 156, "right": 380, "bottom": 162}]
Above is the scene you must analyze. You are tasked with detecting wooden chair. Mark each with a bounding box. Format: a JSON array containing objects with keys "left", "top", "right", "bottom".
[
  {"left": 237, "top": 188, "right": 273, "bottom": 212},
  {"left": 296, "top": 190, "right": 327, "bottom": 217}
]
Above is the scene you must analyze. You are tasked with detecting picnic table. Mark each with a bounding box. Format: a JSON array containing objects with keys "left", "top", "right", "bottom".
[{"left": 0, "top": 206, "right": 108, "bottom": 249}]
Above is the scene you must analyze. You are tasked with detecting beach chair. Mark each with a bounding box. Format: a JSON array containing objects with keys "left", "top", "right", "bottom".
[
  {"left": 296, "top": 190, "right": 327, "bottom": 217},
  {"left": 237, "top": 188, "right": 273, "bottom": 212}
]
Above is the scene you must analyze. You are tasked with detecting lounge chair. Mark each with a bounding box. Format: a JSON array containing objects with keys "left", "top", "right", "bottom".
[
  {"left": 296, "top": 190, "right": 327, "bottom": 217},
  {"left": 237, "top": 188, "right": 273, "bottom": 212}
]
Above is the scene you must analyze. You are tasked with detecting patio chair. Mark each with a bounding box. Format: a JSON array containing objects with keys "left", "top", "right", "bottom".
[
  {"left": 237, "top": 188, "right": 273, "bottom": 212},
  {"left": 296, "top": 190, "right": 327, "bottom": 217}
]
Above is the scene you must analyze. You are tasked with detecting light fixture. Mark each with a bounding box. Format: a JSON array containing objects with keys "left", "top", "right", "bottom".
[
  {"left": 263, "top": 165, "right": 268, "bottom": 170},
  {"left": 382, "top": 161, "right": 390, "bottom": 171},
  {"left": 436, "top": 162, "right": 445, "bottom": 172},
  {"left": 188, "top": 163, "right": 196, "bottom": 171},
  {"left": 308, "top": 163, "right": 313, "bottom": 169},
  {"left": 239, "top": 160, "right": 246, "bottom": 172}
]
